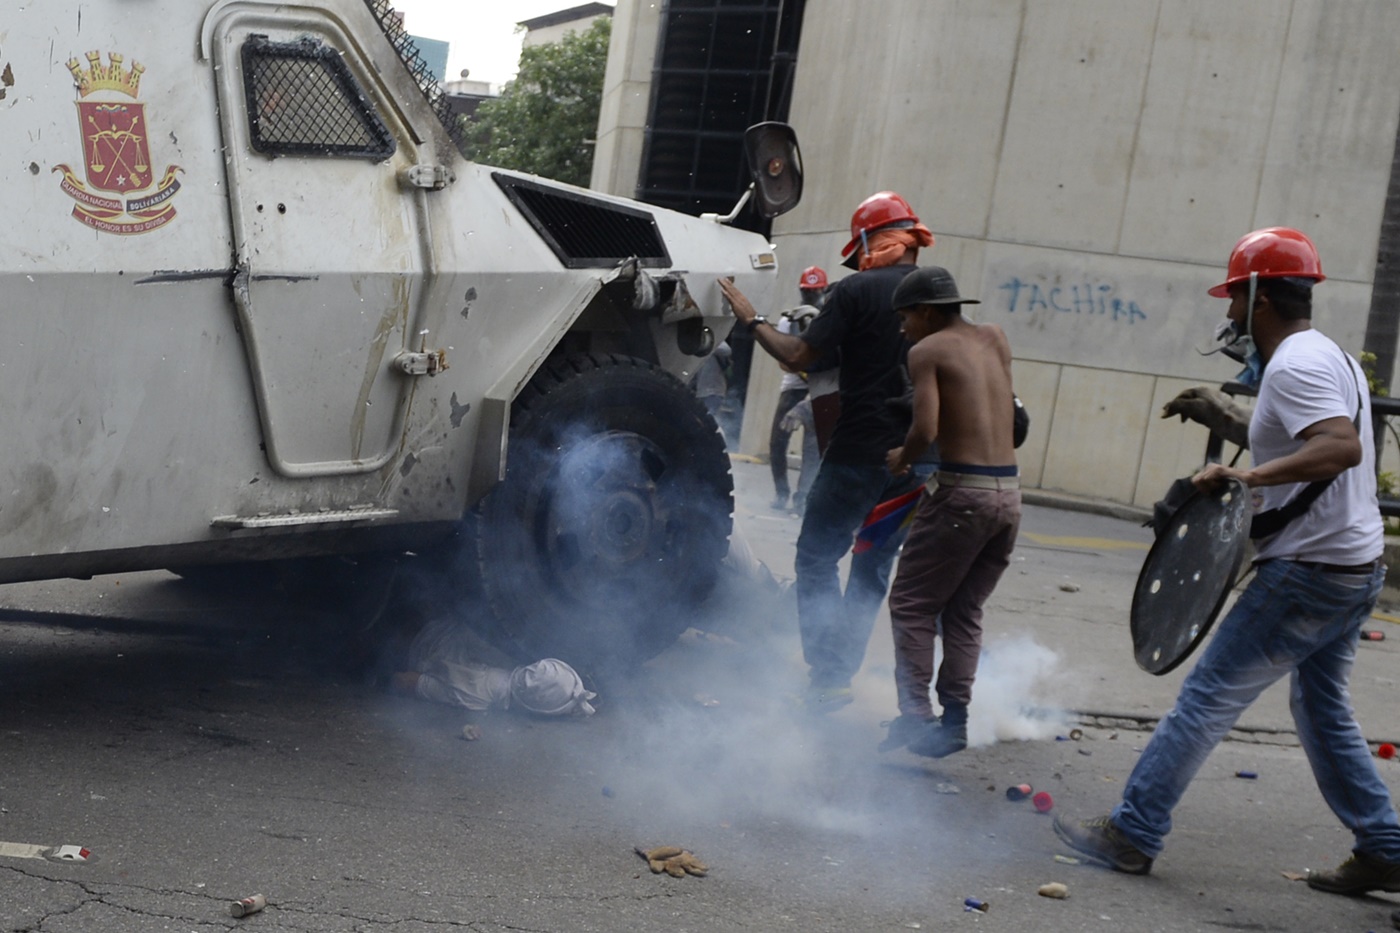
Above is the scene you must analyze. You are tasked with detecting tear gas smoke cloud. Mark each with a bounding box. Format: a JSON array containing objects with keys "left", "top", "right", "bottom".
[
  {"left": 966, "top": 635, "right": 1075, "bottom": 745},
  {"left": 543, "top": 597, "right": 1076, "bottom": 844},
  {"left": 374, "top": 533, "right": 1083, "bottom": 921},
  {"left": 851, "top": 632, "right": 1074, "bottom": 746},
  {"left": 377, "top": 389, "right": 1080, "bottom": 880}
]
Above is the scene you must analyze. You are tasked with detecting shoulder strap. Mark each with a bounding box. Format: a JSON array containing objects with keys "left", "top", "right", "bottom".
[
  {"left": 1249, "top": 480, "right": 1332, "bottom": 538},
  {"left": 1249, "top": 348, "right": 1365, "bottom": 540}
]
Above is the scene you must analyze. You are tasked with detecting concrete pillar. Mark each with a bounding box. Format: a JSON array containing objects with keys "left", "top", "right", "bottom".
[{"left": 589, "top": 0, "right": 661, "bottom": 197}]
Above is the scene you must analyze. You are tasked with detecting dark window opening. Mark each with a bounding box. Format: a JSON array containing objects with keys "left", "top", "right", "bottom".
[
  {"left": 494, "top": 173, "right": 671, "bottom": 269},
  {"left": 638, "top": 0, "right": 807, "bottom": 235}
]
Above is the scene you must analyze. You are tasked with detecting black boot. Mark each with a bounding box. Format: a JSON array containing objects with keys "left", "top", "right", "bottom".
[
  {"left": 878, "top": 713, "right": 935, "bottom": 752},
  {"left": 910, "top": 702, "right": 967, "bottom": 759}
]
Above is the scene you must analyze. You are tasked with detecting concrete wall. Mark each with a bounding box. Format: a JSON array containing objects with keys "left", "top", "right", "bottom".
[
  {"left": 593, "top": 0, "right": 1400, "bottom": 507},
  {"left": 766, "top": 0, "right": 1400, "bottom": 505}
]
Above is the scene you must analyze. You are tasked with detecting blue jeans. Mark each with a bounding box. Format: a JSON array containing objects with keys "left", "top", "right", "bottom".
[
  {"left": 1113, "top": 559, "right": 1400, "bottom": 861},
  {"left": 794, "top": 460, "right": 930, "bottom": 688}
]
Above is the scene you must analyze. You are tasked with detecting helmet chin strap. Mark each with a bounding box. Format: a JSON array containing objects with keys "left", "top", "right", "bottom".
[
  {"left": 1198, "top": 271, "right": 1259, "bottom": 359},
  {"left": 1246, "top": 271, "right": 1258, "bottom": 340}
]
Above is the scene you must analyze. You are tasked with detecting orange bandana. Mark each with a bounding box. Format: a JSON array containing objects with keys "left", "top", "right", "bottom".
[{"left": 858, "top": 224, "right": 935, "bottom": 270}]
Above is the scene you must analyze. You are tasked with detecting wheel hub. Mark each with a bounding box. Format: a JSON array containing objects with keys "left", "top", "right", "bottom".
[{"left": 540, "top": 431, "right": 673, "bottom": 601}]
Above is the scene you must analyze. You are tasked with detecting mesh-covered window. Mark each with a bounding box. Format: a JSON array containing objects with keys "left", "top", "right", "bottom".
[
  {"left": 241, "top": 35, "right": 396, "bottom": 159},
  {"left": 493, "top": 173, "right": 671, "bottom": 269}
]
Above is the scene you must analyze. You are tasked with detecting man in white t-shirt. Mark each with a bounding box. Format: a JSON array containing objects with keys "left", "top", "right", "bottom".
[{"left": 1053, "top": 227, "right": 1400, "bottom": 896}]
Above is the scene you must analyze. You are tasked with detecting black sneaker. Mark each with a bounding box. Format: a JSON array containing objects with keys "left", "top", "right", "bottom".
[
  {"left": 1306, "top": 851, "right": 1400, "bottom": 895},
  {"left": 1052, "top": 814, "right": 1153, "bottom": 875},
  {"left": 878, "top": 714, "right": 934, "bottom": 752},
  {"left": 907, "top": 719, "right": 966, "bottom": 758}
]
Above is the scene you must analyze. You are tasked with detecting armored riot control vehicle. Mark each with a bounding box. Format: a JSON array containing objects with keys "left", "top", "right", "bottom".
[{"left": 0, "top": 0, "right": 803, "bottom": 665}]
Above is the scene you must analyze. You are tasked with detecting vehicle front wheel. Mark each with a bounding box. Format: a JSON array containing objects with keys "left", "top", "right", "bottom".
[{"left": 473, "top": 353, "right": 733, "bottom": 668}]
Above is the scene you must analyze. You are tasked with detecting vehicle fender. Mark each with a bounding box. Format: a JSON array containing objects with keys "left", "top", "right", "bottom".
[{"left": 466, "top": 272, "right": 615, "bottom": 504}]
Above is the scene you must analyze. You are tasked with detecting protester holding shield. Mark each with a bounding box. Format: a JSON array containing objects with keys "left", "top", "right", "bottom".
[{"left": 1053, "top": 228, "right": 1400, "bottom": 894}]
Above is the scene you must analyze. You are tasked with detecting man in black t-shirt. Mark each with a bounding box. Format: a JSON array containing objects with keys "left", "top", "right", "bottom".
[{"left": 719, "top": 191, "right": 936, "bottom": 710}]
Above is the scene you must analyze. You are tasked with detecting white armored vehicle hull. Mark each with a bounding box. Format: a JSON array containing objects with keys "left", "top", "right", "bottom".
[{"left": 0, "top": 0, "right": 799, "bottom": 665}]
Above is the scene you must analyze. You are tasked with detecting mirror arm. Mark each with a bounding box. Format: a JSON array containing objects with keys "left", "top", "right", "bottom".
[{"left": 700, "top": 184, "right": 754, "bottom": 225}]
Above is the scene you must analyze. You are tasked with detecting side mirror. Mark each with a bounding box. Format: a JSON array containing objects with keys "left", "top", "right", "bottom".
[{"left": 744, "top": 122, "right": 803, "bottom": 219}]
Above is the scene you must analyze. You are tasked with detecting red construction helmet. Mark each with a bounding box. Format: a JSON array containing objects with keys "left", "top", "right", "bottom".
[
  {"left": 798, "top": 266, "right": 828, "bottom": 290},
  {"left": 840, "top": 191, "right": 919, "bottom": 259},
  {"left": 1207, "top": 227, "right": 1325, "bottom": 297}
]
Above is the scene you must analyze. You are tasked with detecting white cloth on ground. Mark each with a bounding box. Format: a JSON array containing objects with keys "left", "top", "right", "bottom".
[
  {"left": 407, "top": 618, "right": 596, "bottom": 716},
  {"left": 507, "top": 659, "right": 597, "bottom": 716},
  {"left": 409, "top": 618, "right": 513, "bottom": 710}
]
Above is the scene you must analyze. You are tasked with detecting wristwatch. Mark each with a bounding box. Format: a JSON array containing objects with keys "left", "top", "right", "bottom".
[{"left": 745, "top": 316, "right": 768, "bottom": 334}]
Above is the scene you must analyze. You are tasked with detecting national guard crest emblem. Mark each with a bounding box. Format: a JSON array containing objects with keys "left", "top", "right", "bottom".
[{"left": 54, "top": 52, "right": 183, "bottom": 235}]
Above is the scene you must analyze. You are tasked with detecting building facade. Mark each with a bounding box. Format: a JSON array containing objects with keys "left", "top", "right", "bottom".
[
  {"left": 594, "top": 0, "right": 1400, "bottom": 509},
  {"left": 520, "top": 3, "right": 614, "bottom": 49}
]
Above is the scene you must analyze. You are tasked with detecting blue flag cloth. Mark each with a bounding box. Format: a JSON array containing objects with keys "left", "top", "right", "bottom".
[{"left": 852, "top": 488, "right": 924, "bottom": 554}]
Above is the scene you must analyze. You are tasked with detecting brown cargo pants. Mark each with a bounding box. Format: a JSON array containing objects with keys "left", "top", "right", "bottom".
[{"left": 887, "top": 475, "right": 1021, "bottom": 718}]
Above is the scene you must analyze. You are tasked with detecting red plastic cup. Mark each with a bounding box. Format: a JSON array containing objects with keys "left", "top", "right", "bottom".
[
  {"left": 1032, "top": 791, "right": 1054, "bottom": 813},
  {"left": 1379, "top": 743, "right": 1396, "bottom": 760}
]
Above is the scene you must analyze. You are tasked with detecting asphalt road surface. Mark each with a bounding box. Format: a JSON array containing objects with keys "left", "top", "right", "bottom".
[{"left": 2, "top": 458, "right": 1399, "bottom": 932}]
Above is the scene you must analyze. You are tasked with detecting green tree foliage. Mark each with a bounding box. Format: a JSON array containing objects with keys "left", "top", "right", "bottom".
[{"left": 465, "top": 17, "right": 611, "bottom": 187}]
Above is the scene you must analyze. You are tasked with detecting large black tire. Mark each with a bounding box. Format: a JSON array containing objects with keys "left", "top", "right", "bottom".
[{"left": 474, "top": 354, "right": 733, "bottom": 668}]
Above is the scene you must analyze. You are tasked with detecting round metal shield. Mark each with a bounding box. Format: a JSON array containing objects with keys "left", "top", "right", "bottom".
[{"left": 1130, "top": 478, "right": 1250, "bottom": 675}]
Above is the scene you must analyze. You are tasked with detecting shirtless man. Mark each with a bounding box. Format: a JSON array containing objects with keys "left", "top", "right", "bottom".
[{"left": 880, "top": 265, "right": 1021, "bottom": 758}]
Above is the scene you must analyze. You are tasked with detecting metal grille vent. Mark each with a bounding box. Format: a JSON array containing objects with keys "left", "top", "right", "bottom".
[
  {"left": 493, "top": 173, "right": 671, "bottom": 269},
  {"left": 361, "top": 0, "right": 469, "bottom": 153},
  {"left": 242, "top": 36, "right": 396, "bottom": 159}
]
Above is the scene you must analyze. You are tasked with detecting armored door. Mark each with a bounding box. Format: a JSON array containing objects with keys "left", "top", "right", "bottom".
[{"left": 206, "top": 7, "right": 429, "bottom": 477}]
